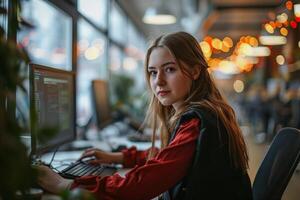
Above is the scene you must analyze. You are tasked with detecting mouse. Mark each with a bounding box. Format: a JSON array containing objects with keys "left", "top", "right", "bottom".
[{"left": 79, "top": 156, "right": 96, "bottom": 163}]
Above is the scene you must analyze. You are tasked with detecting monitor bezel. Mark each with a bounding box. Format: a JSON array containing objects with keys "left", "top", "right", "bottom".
[
  {"left": 29, "top": 63, "right": 76, "bottom": 156},
  {"left": 91, "top": 80, "right": 113, "bottom": 129}
]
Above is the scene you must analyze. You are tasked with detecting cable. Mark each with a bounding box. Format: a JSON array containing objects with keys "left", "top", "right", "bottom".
[{"left": 48, "top": 147, "right": 59, "bottom": 167}]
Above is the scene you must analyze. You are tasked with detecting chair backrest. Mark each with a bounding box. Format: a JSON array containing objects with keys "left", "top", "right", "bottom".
[{"left": 253, "top": 127, "right": 300, "bottom": 200}]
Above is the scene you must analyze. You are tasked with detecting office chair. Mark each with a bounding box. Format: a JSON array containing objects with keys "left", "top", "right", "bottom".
[{"left": 252, "top": 127, "right": 300, "bottom": 200}]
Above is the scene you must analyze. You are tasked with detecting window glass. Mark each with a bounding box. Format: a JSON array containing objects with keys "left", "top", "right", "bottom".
[
  {"left": 125, "top": 22, "right": 146, "bottom": 86},
  {"left": 115, "top": 52, "right": 146, "bottom": 119},
  {"left": 109, "top": 44, "right": 123, "bottom": 105},
  {"left": 77, "top": 18, "right": 107, "bottom": 125},
  {"left": 18, "top": 0, "right": 72, "bottom": 70},
  {"left": 127, "top": 22, "right": 141, "bottom": 49},
  {"left": 109, "top": 2, "right": 127, "bottom": 44},
  {"left": 78, "top": 0, "right": 107, "bottom": 28},
  {"left": 126, "top": 22, "right": 145, "bottom": 63},
  {"left": 123, "top": 23, "right": 147, "bottom": 118},
  {"left": 109, "top": 44, "right": 123, "bottom": 73},
  {"left": 16, "top": 0, "right": 72, "bottom": 131},
  {"left": 0, "top": 0, "right": 8, "bottom": 36}
]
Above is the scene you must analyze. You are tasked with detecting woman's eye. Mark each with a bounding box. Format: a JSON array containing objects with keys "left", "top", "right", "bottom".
[
  {"left": 149, "top": 71, "right": 157, "bottom": 76},
  {"left": 165, "top": 67, "right": 175, "bottom": 73}
]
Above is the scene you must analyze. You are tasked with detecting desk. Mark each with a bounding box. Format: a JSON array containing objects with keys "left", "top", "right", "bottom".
[
  {"left": 107, "top": 136, "right": 159, "bottom": 151},
  {"left": 40, "top": 137, "right": 156, "bottom": 167},
  {"left": 39, "top": 137, "right": 158, "bottom": 200},
  {"left": 40, "top": 168, "right": 131, "bottom": 200}
]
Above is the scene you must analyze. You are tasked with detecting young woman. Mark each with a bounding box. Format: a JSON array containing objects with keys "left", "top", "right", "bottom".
[{"left": 38, "top": 32, "right": 252, "bottom": 200}]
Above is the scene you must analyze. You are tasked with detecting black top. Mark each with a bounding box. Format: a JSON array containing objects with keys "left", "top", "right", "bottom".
[{"left": 163, "top": 107, "right": 253, "bottom": 200}]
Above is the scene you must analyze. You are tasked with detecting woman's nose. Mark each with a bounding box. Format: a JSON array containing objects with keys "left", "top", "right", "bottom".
[{"left": 156, "top": 72, "right": 166, "bottom": 86}]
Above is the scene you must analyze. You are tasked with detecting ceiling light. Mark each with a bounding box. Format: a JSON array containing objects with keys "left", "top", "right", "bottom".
[
  {"left": 294, "top": 4, "right": 300, "bottom": 17},
  {"left": 244, "top": 46, "right": 271, "bottom": 57},
  {"left": 143, "top": 7, "right": 176, "bottom": 25},
  {"left": 276, "top": 55, "right": 285, "bottom": 65},
  {"left": 233, "top": 80, "right": 244, "bottom": 93},
  {"left": 259, "top": 35, "right": 287, "bottom": 45}
]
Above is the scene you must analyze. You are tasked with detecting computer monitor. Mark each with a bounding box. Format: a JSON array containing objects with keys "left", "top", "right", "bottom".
[
  {"left": 91, "top": 80, "right": 112, "bottom": 129},
  {"left": 29, "top": 63, "right": 76, "bottom": 156}
]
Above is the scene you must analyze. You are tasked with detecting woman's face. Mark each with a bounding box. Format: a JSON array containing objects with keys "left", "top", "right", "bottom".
[{"left": 147, "top": 47, "right": 193, "bottom": 111}]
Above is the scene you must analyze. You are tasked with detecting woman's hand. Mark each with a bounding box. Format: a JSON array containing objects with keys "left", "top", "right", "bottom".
[
  {"left": 80, "top": 148, "right": 124, "bottom": 165},
  {"left": 36, "top": 165, "right": 73, "bottom": 194}
]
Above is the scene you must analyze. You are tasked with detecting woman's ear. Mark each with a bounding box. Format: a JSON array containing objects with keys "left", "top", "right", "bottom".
[{"left": 192, "top": 66, "right": 200, "bottom": 80}]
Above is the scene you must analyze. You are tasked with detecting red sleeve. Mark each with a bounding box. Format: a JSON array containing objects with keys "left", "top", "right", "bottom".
[
  {"left": 71, "top": 118, "right": 200, "bottom": 200},
  {"left": 121, "top": 146, "right": 159, "bottom": 168}
]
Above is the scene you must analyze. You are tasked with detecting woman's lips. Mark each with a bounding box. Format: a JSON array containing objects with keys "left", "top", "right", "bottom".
[{"left": 158, "top": 91, "right": 170, "bottom": 96}]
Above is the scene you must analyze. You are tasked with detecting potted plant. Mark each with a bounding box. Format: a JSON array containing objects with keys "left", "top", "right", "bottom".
[
  {"left": 0, "top": 0, "right": 36, "bottom": 199},
  {"left": 0, "top": 1, "right": 96, "bottom": 199}
]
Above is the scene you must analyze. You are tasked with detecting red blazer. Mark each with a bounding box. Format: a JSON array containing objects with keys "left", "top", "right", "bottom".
[{"left": 71, "top": 118, "right": 200, "bottom": 200}]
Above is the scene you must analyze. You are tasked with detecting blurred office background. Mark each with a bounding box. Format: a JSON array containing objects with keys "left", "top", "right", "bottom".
[{"left": 1, "top": 0, "right": 300, "bottom": 199}]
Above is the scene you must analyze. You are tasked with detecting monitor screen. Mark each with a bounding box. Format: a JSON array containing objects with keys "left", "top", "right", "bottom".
[
  {"left": 30, "top": 64, "right": 76, "bottom": 155},
  {"left": 91, "top": 80, "right": 112, "bottom": 129}
]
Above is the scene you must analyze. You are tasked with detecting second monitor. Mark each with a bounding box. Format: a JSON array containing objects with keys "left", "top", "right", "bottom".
[{"left": 91, "top": 80, "right": 113, "bottom": 129}]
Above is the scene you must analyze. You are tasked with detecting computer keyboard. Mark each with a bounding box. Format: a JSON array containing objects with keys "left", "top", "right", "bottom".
[{"left": 60, "top": 160, "right": 117, "bottom": 179}]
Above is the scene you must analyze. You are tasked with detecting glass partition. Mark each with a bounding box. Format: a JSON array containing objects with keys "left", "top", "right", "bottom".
[
  {"left": 78, "top": 0, "right": 107, "bottom": 28},
  {"left": 109, "top": 1, "right": 127, "bottom": 44},
  {"left": 77, "top": 18, "right": 108, "bottom": 125},
  {"left": 0, "top": 0, "right": 8, "bottom": 36},
  {"left": 18, "top": 0, "right": 72, "bottom": 70}
]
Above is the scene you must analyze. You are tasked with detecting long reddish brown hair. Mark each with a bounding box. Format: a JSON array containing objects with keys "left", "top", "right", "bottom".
[{"left": 144, "top": 32, "right": 248, "bottom": 171}]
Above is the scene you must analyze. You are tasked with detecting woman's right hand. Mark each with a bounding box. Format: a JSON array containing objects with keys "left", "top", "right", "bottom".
[
  {"left": 80, "top": 148, "right": 124, "bottom": 165},
  {"left": 37, "top": 165, "right": 73, "bottom": 194}
]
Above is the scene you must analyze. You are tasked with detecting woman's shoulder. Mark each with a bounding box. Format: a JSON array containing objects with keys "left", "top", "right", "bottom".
[
  {"left": 179, "top": 106, "right": 220, "bottom": 129},
  {"left": 174, "top": 107, "right": 203, "bottom": 129},
  {"left": 180, "top": 106, "right": 210, "bottom": 121}
]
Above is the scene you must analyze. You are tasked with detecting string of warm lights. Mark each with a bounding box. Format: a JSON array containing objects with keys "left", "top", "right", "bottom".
[{"left": 199, "top": 0, "right": 300, "bottom": 76}]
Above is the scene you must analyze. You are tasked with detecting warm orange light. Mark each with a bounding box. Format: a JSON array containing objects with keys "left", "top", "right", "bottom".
[
  {"left": 84, "top": 47, "right": 100, "bottom": 60},
  {"left": 276, "top": 55, "right": 285, "bottom": 65},
  {"left": 199, "top": 41, "right": 212, "bottom": 58},
  {"left": 269, "top": 21, "right": 276, "bottom": 28},
  {"left": 240, "top": 36, "right": 245, "bottom": 42},
  {"left": 265, "top": 23, "right": 274, "bottom": 33},
  {"left": 221, "top": 43, "right": 230, "bottom": 52},
  {"left": 249, "top": 37, "right": 258, "bottom": 47},
  {"left": 208, "top": 58, "right": 221, "bottom": 69},
  {"left": 212, "top": 38, "right": 222, "bottom": 50},
  {"left": 223, "top": 37, "right": 233, "bottom": 48},
  {"left": 233, "top": 80, "right": 244, "bottom": 93},
  {"left": 218, "top": 60, "right": 240, "bottom": 74},
  {"left": 280, "top": 27, "right": 288, "bottom": 36},
  {"left": 275, "top": 21, "right": 282, "bottom": 28},
  {"left": 204, "top": 36, "right": 213, "bottom": 44},
  {"left": 286, "top": 1, "right": 293, "bottom": 10},
  {"left": 199, "top": 41, "right": 211, "bottom": 53},
  {"left": 238, "top": 43, "right": 252, "bottom": 55}
]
